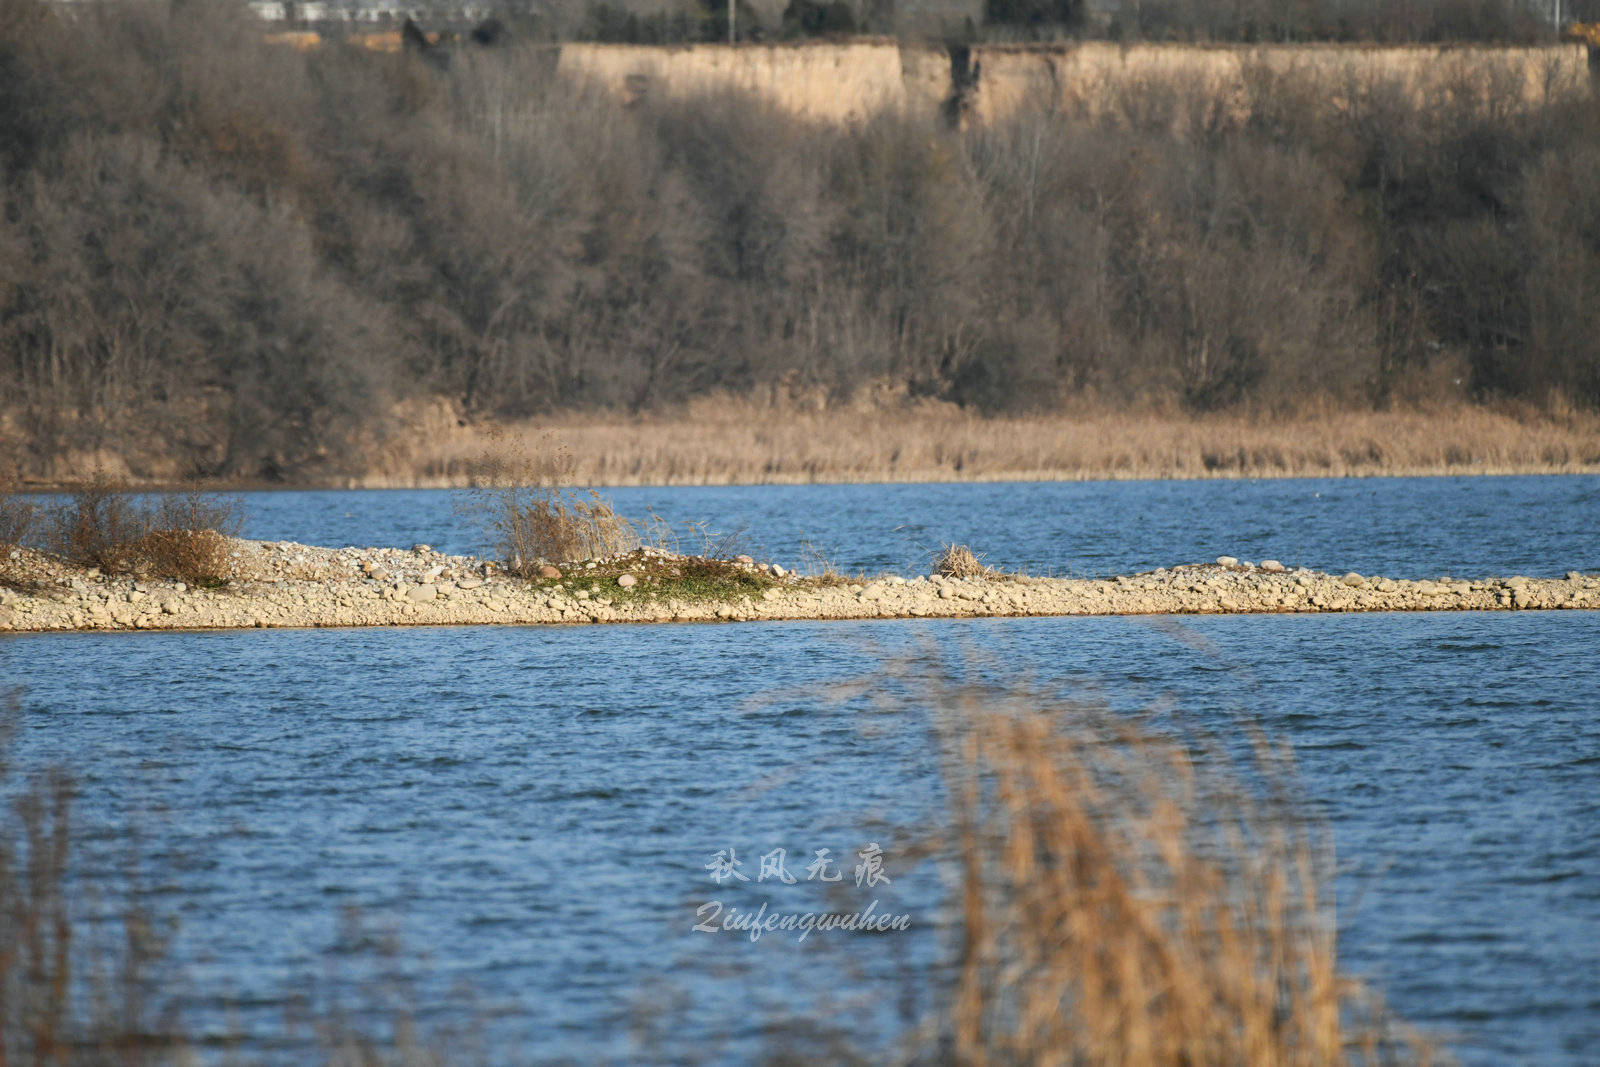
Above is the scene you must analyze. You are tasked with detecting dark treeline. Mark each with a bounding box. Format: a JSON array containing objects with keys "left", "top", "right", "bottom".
[{"left": 0, "top": 0, "right": 1597, "bottom": 479}]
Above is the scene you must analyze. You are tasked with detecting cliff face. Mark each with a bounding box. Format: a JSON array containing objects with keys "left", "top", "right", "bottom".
[
  {"left": 965, "top": 42, "right": 1592, "bottom": 124},
  {"left": 556, "top": 40, "right": 925, "bottom": 122},
  {"left": 555, "top": 40, "right": 1592, "bottom": 124}
]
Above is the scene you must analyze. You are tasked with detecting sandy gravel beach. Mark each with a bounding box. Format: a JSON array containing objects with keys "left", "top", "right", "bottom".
[{"left": 3, "top": 540, "right": 1597, "bottom": 634}]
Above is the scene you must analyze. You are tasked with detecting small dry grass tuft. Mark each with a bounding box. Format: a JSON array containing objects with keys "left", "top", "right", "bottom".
[
  {"left": 935, "top": 543, "right": 990, "bottom": 579},
  {"left": 918, "top": 674, "right": 1428, "bottom": 1066}
]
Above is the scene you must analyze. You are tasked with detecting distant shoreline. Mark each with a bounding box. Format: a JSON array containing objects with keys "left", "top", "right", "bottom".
[{"left": 16, "top": 405, "right": 1600, "bottom": 492}]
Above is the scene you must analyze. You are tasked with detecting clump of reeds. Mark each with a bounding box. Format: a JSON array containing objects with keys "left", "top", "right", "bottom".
[
  {"left": 916, "top": 673, "right": 1426, "bottom": 1065},
  {"left": 41, "top": 475, "right": 244, "bottom": 584},
  {"left": 458, "top": 434, "right": 642, "bottom": 576},
  {"left": 935, "top": 542, "right": 990, "bottom": 578},
  {"left": 501, "top": 490, "right": 641, "bottom": 570}
]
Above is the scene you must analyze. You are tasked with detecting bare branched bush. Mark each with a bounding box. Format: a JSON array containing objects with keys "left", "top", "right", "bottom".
[
  {"left": 44, "top": 474, "right": 156, "bottom": 574},
  {"left": 135, "top": 484, "right": 244, "bottom": 585},
  {"left": 133, "top": 528, "right": 236, "bottom": 587},
  {"left": 43, "top": 476, "right": 244, "bottom": 582},
  {"left": 151, "top": 483, "right": 244, "bottom": 540}
]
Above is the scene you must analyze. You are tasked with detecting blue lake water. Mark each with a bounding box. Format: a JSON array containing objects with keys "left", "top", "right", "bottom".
[
  {"left": 3, "top": 476, "right": 1599, "bottom": 1063},
  {"left": 235, "top": 474, "right": 1600, "bottom": 579}
]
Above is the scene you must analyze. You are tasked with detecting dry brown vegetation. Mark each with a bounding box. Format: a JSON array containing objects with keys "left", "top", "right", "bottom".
[
  {"left": 384, "top": 402, "right": 1600, "bottom": 486},
  {"left": 37, "top": 476, "right": 244, "bottom": 584},
  {"left": 918, "top": 672, "right": 1428, "bottom": 1065},
  {"left": 935, "top": 543, "right": 990, "bottom": 578},
  {"left": 0, "top": 0, "right": 1596, "bottom": 485},
  {"left": 455, "top": 438, "right": 644, "bottom": 573}
]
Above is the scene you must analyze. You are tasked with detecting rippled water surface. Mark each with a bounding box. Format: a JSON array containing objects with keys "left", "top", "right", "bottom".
[
  {"left": 3, "top": 477, "right": 1598, "bottom": 1063},
  {"left": 227, "top": 473, "right": 1600, "bottom": 579}
]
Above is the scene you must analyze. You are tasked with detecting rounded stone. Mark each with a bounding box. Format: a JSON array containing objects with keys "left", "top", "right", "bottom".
[
  {"left": 1259, "top": 560, "right": 1285, "bottom": 573},
  {"left": 1341, "top": 572, "right": 1365, "bottom": 588},
  {"left": 616, "top": 573, "right": 636, "bottom": 588},
  {"left": 1216, "top": 556, "right": 1239, "bottom": 567},
  {"left": 539, "top": 565, "right": 562, "bottom": 579}
]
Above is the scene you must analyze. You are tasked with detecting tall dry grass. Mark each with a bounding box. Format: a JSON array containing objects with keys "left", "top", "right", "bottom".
[
  {"left": 376, "top": 398, "right": 1600, "bottom": 487},
  {"left": 455, "top": 435, "right": 642, "bottom": 573},
  {"left": 915, "top": 669, "right": 1428, "bottom": 1065}
]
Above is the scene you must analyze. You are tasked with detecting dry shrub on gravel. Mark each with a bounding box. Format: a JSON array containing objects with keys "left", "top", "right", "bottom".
[
  {"left": 133, "top": 528, "right": 235, "bottom": 586},
  {"left": 44, "top": 474, "right": 157, "bottom": 574},
  {"left": 935, "top": 542, "right": 990, "bottom": 579},
  {"left": 43, "top": 476, "right": 243, "bottom": 583}
]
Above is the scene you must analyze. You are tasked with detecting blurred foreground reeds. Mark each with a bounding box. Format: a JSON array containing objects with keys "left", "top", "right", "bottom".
[
  {"left": 913, "top": 669, "right": 1429, "bottom": 1065},
  {"left": 1, "top": 666, "right": 1432, "bottom": 1065}
]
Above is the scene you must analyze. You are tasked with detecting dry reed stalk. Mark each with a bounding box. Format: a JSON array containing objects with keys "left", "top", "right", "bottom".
[
  {"left": 916, "top": 673, "right": 1428, "bottom": 1066},
  {"left": 0, "top": 688, "right": 183, "bottom": 1066}
]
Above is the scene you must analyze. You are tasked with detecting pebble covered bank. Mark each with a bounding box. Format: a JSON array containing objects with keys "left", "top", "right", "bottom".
[{"left": 3, "top": 541, "right": 1598, "bottom": 634}]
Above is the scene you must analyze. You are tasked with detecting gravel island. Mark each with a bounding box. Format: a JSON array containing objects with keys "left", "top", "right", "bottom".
[{"left": 3, "top": 540, "right": 1598, "bottom": 634}]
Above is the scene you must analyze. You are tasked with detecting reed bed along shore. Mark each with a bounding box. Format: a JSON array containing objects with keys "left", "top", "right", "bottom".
[{"left": 363, "top": 402, "right": 1600, "bottom": 488}]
